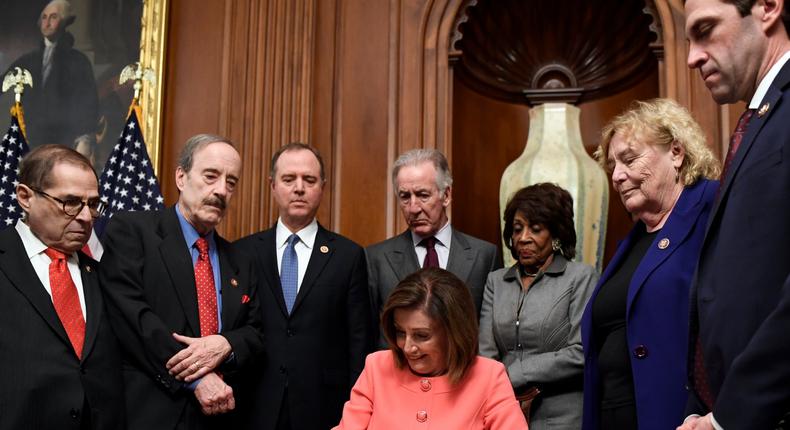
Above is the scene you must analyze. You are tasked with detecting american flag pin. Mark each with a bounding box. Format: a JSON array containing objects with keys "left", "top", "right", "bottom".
[
  {"left": 230, "top": 278, "right": 238, "bottom": 287},
  {"left": 241, "top": 294, "right": 250, "bottom": 304},
  {"left": 320, "top": 246, "right": 329, "bottom": 254}
]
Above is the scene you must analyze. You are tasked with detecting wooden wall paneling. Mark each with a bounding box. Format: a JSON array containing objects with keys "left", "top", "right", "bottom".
[
  {"left": 328, "top": 0, "right": 391, "bottom": 242},
  {"left": 161, "top": 0, "right": 226, "bottom": 204}
]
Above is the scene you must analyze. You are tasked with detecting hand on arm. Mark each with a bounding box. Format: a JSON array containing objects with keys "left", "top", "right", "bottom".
[{"left": 167, "top": 333, "right": 232, "bottom": 382}]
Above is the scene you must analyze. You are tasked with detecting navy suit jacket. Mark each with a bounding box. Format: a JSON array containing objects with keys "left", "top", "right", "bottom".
[
  {"left": 688, "top": 61, "right": 790, "bottom": 429},
  {"left": 581, "top": 179, "right": 717, "bottom": 430}
]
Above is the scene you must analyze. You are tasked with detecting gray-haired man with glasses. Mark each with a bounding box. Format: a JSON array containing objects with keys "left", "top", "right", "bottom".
[{"left": 0, "top": 144, "right": 125, "bottom": 429}]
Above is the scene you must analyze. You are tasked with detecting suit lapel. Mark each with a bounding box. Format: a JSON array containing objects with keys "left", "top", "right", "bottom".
[
  {"left": 78, "top": 252, "right": 101, "bottom": 361},
  {"left": 707, "top": 62, "right": 790, "bottom": 236},
  {"left": 258, "top": 228, "right": 289, "bottom": 316},
  {"left": 384, "top": 231, "right": 420, "bottom": 281},
  {"left": 292, "top": 225, "right": 333, "bottom": 315},
  {"left": 446, "top": 229, "right": 477, "bottom": 283},
  {"left": 158, "top": 208, "right": 201, "bottom": 336},
  {"left": 626, "top": 182, "right": 709, "bottom": 313},
  {"left": 0, "top": 228, "right": 73, "bottom": 348},
  {"left": 217, "top": 236, "right": 242, "bottom": 330}
]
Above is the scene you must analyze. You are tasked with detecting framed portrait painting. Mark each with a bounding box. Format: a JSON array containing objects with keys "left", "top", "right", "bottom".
[{"left": 0, "top": 0, "right": 167, "bottom": 173}]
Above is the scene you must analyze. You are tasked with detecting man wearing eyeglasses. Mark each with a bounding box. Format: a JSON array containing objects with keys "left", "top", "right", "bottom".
[{"left": 0, "top": 144, "right": 124, "bottom": 429}]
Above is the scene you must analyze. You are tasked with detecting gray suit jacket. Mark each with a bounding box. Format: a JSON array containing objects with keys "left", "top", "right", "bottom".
[
  {"left": 366, "top": 227, "right": 499, "bottom": 334},
  {"left": 479, "top": 256, "right": 598, "bottom": 430}
]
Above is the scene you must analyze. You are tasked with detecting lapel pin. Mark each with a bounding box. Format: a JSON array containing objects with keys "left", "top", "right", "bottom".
[
  {"left": 241, "top": 294, "right": 250, "bottom": 304},
  {"left": 758, "top": 102, "right": 770, "bottom": 117},
  {"left": 658, "top": 238, "right": 670, "bottom": 250},
  {"left": 85, "top": 265, "right": 92, "bottom": 273},
  {"left": 230, "top": 278, "right": 238, "bottom": 287},
  {"left": 320, "top": 245, "right": 329, "bottom": 254}
]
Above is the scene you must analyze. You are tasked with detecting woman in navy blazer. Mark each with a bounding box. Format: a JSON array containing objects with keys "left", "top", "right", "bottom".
[{"left": 581, "top": 99, "right": 720, "bottom": 430}]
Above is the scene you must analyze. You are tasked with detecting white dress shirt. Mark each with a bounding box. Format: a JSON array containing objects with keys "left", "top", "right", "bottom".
[
  {"left": 276, "top": 218, "right": 318, "bottom": 293},
  {"left": 748, "top": 50, "right": 790, "bottom": 108},
  {"left": 15, "top": 219, "right": 87, "bottom": 318},
  {"left": 410, "top": 221, "right": 452, "bottom": 269}
]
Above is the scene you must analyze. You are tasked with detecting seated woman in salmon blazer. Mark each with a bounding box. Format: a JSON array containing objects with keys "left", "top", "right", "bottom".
[{"left": 333, "top": 268, "right": 528, "bottom": 430}]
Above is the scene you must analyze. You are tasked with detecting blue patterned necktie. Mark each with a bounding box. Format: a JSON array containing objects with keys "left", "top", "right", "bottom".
[{"left": 281, "top": 234, "right": 300, "bottom": 314}]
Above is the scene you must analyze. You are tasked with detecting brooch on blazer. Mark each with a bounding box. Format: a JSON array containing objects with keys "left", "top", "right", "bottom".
[
  {"left": 241, "top": 294, "right": 250, "bottom": 304},
  {"left": 230, "top": 278, "right": 238, "bottom": 287}
]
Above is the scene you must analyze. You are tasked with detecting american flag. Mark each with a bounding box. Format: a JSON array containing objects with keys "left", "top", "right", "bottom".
[
  {"left": 95, "top": 108, "right": 164, "bottom": 235},
  {"left": 0, "top": 109, "right": 30, "bottom": 229}
]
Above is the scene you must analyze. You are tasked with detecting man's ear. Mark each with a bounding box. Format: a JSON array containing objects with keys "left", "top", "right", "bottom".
[
  {"left": 442, "top": 186, "right": 452, "bottom": 207},
  {"left": 16, "top": 183, "right": 33, "bottom": 213},
  {"left": 175, "top": 166, "right": 186, "bottom": 191},
  {"left": 757, "top": 0, "right": 785, "bottom": 33}
]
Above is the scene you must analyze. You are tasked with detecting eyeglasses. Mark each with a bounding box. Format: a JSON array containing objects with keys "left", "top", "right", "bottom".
[{"left": 30, "top": 187, "right": 104, "bottom": 218}]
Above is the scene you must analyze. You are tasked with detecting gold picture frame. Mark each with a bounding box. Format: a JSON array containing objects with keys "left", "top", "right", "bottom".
[{"left": 138, "top": 0, "right": 169, "bottom": 175}]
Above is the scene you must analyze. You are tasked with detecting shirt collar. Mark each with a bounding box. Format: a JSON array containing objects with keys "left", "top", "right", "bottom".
[
  {"left": 15, "top": 219, "right": 74, "bottom": 260},
  {"left": 503, "top": 254, "right": 569, "bottom": 281},
  {"left": 43, "top": 38, "right": 56, "bottom": 49},
  {"left": 749, "top": 50, "right": 790, "bottom": 109},
  {"left": 175, "top": 205, "right": 215, "bottom": 250},
  {"left": 276, "top": 217, "right": 318, "bottom": 249},
  {"left": 410, "top": 220, "right": 452, "bottom": 247}
]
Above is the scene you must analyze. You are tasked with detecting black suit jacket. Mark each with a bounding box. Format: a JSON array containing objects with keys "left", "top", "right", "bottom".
[
  {"left": 0, "top": 227, "right": 125, "bottom": 430},
  {"left": 688, "top": 60, "right": 790, "bottom": 429},
  {"left": 235, "top": 224, "right": 371, "bottom": 430},
  {"left": 98, "top": 207, "right": 265, "bottom": 430},
  {"left": 7, "top": 32, "right": 98, "bottom": 147}
]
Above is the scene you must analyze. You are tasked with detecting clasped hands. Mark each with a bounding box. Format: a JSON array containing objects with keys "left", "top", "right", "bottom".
[
  {"left": 166, "top": 333, "right": 233, "bottom": 415},
  {"left": 677, "top": 413, "right": 715, "bottom": 430}
]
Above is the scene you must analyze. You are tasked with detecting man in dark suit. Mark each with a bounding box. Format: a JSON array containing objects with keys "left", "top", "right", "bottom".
[
  {"left": 7, "top": 0, "right": 98, "bottom": 148},
  {"left": 98, "top": 134, "right": 265, "bottom": 430},
  {"left": 236, "top": 142, "right": 370, "bottom": 430},
  {"left": 366, "top": 149, "right": 499, "bottom": 339},
  {"left": 0, "top": 144, "right": 123, "bottom": 429},
  {"left": 680, "top": 1, "right": 790, "bottom": 429}
]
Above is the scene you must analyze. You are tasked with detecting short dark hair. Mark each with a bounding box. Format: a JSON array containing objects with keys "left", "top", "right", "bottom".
[
  {"left": 177, "top": 133, "right": 236, "bottom": 172},
  {"left": 685, "top": 0, "right": 790, "bottom": 36},
  {"left": 380, "top": 268, "right": 478, "bottom": 385},
  {"left": 503, "top": 183, "right": 577, "bottom": 259},
  {"left": 19, "top": 144, "right": 96, "bottom": 190},
  {"left": 269, "top": 142, "right": 325, "bottom": 181}
]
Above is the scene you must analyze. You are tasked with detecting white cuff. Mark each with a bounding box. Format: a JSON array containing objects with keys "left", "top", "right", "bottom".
[{"left": 710, "top": 413, "right": 724, "bottom": 430}]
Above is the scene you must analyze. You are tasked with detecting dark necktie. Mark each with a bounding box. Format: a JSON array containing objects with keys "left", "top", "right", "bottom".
[
  {"left": 194, "top": 238, "right": 218, "bottom": 336},
  {"left": 419, "top": 237, "right": 440, "bottom": 269},
  {"left": 720, "top": 109, "right": 755, "bottom": 183},
  {"left": 281, "top": 234, "right": 299, "bottom": 314},
  {"left": 45, "top": 248, "right": 85, "bottom": 358}
]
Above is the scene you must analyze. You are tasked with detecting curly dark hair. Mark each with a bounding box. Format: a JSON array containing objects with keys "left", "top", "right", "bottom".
[{"left": 502, "top": 183, "right": 577, "bottom": 259}]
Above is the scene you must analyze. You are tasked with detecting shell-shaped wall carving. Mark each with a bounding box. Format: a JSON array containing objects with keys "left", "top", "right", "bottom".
[{"left": 454, "top": 0, "right": 659, "bottom": 105}]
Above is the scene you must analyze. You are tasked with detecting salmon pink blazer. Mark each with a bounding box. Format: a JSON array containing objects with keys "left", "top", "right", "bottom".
[{"left": 333, "top": 350, "right": 528, "bottom": 430}]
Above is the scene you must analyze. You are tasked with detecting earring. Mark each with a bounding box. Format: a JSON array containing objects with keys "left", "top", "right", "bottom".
[
  {"left": 675, "top": 167, "right": 680, "bottom": 183},
  {"left": 551, "top": 238, "right": 561, "bottom": 253}
]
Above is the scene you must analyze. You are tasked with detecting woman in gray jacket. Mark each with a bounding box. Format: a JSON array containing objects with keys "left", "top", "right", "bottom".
[{"left": 479, "top": 183, "right": 598, "bottom": 430}]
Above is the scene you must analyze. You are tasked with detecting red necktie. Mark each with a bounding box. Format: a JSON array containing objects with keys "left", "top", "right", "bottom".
[
  {"left": 194, "top": 238, "right": 219, "bottom": 337},
  {"left": 720, "top": 109, "right": 755, "bottom": 183},
  {"left": 693, "top": 336, "right": 715, "bottom": 410},
  {"left": 420, "top": 237, "right": 440, "bottom": 269},
  {"left": 45, "top": 248, "right": 85, "bottom": 359}
]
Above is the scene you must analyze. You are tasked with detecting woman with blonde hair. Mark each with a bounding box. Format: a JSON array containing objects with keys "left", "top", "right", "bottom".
[{"left": 581, "top": 98, "right": 720, "bottom": 430}]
